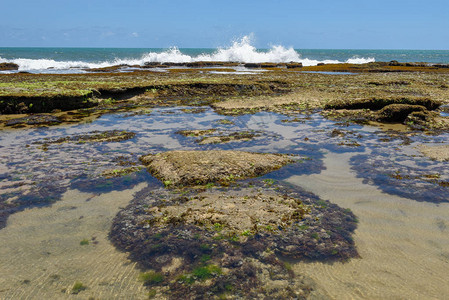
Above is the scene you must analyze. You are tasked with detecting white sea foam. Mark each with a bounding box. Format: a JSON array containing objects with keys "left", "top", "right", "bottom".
[
  {"left": 0, "top": 36, "right": 375, "bottom": 72},
  {"left": 0, "top": 58, "right": 109, "bottom": 71}
]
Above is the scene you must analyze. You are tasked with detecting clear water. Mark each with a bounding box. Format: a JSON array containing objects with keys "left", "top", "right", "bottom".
[{"left": 0, "top": 107, "right": 448, "bottom": 298}]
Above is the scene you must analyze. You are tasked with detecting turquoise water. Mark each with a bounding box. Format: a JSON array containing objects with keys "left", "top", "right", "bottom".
[
  {"left": 1, "top": 48, "right": 449, "bottom": 64},
  {"left": 1, "top": 44, "right": 449, "bottom": 73}
]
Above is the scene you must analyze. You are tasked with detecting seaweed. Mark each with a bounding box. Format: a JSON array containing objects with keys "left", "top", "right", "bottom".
[{"left": 109, "top": 180, "right": 358, "bottom": 298}]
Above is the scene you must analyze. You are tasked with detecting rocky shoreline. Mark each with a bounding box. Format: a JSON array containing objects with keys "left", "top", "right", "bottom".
[
  {"left": 1, "top": 62, "right": 448, "bottom": 133},
  {"left": 1, "top": 61, "right": 448, "bottom": 298}
]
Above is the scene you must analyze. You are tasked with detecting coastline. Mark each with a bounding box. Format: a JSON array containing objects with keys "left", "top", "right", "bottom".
[{"left": 1, "top": 61, "right": 448, "bottom": 298}]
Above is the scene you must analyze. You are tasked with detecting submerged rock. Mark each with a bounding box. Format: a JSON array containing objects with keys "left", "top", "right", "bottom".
[
  {"left": 176, "top": 128, "right": 265, "bottom": 145},
  {"left": 351, "top": 150, "right": 449, "bottom": 203},
  {"left": 140, "top": 150, "right": 295, "bottom": 186},
  {"left": 5, "top": 114, "right": 62, "bottom": 127},
  {"left": 37, "top": 130, "right": 136, "bottom": 144}
]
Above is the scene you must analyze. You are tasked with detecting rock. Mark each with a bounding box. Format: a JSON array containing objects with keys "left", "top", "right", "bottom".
[
  {"left": 140, "top": 150, "right": 295, "bottom": 186},
  {"left": 376, "top": 104, "right": 428, "bottom": 122},
  {"left": 244, "top": 63, "right": 262, "bottom": 68},
  {"left": 0, "top": 63, "right": 19, "bottom": 70},
  {"left": 6, "top": 114, "right": 61, "bottom": 126},
  {"left": 109, "top": 180, "right": 358, "bottom": 298},
  {"left": 325, "top": 97, "right": 441, "bottom": 111},
  {"left": 37, "top": 130, "right": 136, "bottom": 144},
  {"left": 286, "top": 62, "right": 303, "bottom": 68},
  {"left": 260, "top": 63, "right": 281, "bottom": 68},
  {"left": 434, "top": 64, "right": 449, "bottom": 69},
  {"left": 144, "top": 62, "right": 162, "bottom": 66},
  {"left": 389, "top": 60, "right": 400, "bottom": 66}
]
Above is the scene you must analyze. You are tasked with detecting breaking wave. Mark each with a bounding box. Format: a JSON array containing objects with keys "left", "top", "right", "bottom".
[{"left": 0, "top": 35, "right": 375, "bottom": 72}]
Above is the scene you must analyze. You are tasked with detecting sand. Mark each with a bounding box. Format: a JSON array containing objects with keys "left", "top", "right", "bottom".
[
  {"left": 288, "top": 152, "right": 449, "bottom": 299},
  {"left": 0, "top": 184, "right": 149, "bottom": 300}
]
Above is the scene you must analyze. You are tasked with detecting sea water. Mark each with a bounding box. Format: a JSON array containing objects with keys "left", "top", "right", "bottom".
[{"left": 2, "top": 36, "right": 449, "bottom": 73}]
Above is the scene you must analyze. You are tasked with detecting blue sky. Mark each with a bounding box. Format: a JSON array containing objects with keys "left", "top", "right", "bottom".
[{"left": 1, "top": 0, "right": 448, "bottom": 49}]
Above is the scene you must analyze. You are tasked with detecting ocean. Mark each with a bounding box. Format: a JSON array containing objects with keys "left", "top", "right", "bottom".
[{"left": 1, "top": 36, "right": 449, "bottom": 73}]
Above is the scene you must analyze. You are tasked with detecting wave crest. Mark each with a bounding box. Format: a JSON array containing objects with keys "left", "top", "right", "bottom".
[{"left": 0, "top": 35, "right": 376, "bottom": 71}]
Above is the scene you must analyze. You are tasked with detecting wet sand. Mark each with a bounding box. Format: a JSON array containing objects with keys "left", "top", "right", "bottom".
[
  {"left": 418, "top": 144, "right": 449, "bottom": 162},
  {"left": 288, "top": 152, "right": 449, "bottom": 299},
  {"left": 0, "top": 183, "right": 148, "bottom": 299}
]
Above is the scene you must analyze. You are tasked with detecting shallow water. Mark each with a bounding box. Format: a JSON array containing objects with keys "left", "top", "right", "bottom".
[
  {"left": 0, "top": 106, "right": 448, "bottom": 298},
  {"left": 288, "top": 152, "right": 449, "bottom": 299},
  {"left": 0, "top": 184, "right": 149, "bottom": 299}
]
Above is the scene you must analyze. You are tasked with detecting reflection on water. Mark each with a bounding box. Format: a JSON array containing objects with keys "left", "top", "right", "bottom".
[{"left": 0, "top": 106, "right": 448, "bottom": 298}]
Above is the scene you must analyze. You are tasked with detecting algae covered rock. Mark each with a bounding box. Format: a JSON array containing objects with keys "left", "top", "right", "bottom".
[
  {"left": 376, "top": 104, "right": 428, "bottom": 122},
  {"left": 140, "top": 150, "right": 295, "bottom": 186},
  {"left": 38, "top": 130, "right": 136, "bottom": 144},
  {"left": 110, "top": 180, "right": 358, "bottom": 299}
]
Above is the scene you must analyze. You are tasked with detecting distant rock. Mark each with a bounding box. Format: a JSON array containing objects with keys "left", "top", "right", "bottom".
[
  {"left": 0, "top": 63, "right": 19, "bottom": 71},
  {"left": 286, "top": 62, "right": 303, "bottom": 68},
  {"left": 389, "top": 60, "right": 400, "bottom": 66}
]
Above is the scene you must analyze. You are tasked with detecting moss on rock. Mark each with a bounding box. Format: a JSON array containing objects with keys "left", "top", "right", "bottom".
[
  {"left": 110, "top": 180, "right": 358, "bottom": 299},
  {"left": 140, "top": 150, "right": 295, "bottom": 186}
]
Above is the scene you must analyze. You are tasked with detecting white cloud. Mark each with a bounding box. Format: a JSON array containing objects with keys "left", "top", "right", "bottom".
[{"left": 131, "top": 32, "right": 139, "bottom": 38}]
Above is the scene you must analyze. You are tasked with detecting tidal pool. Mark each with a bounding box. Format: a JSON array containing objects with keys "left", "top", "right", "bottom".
[{"left": 0, "top": 106, "right": 448, "bottom": 298}]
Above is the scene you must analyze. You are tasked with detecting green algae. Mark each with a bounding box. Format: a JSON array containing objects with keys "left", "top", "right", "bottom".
[
  {"left": 71, "top": 281, "right": 87, "bottom": 294},
  {"left": 139, "top": 271, "right": 164, "bottom": 286}
]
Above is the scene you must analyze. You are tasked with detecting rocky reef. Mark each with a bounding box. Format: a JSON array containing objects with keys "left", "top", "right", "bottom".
[
  {"left": 107, "top": 149, "right": 359, "bottom": 298},
  {"left": 323, "top": 96, "right": 448, "bottom": 130},
  {"left": 110, "top": 179, "right": 358, "bottom": 299}
]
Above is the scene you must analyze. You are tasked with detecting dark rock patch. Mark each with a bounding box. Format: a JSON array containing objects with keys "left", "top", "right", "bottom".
[
  {"left": 324, "top": 96, "right": 443, "bottom": 129},
  {"left": 176, "top": 129, "right": 265, "bottom": 145},
  {"left": 376, "top": 104, "right": 428, "bottom": 122},
  {"left": 0, "top": 94, "right": 98, "bottom": 114},
  {"left": 5, "top": 114, "right": 62, "bottom": 127},
  {"left": 0, "top": 63, "right": 19, "bottom": 71},
  {"left": 286, "top": 62, "right": 303, "bottom": 68},
  {"left": 325, "top": 97, "right": 441, "bottom": 111},
  {"left": 351, "top": 151, "right": 449, "bottom": 203},
  {"left": 36, "top": 130, "right": 136, "bottom": 144}
]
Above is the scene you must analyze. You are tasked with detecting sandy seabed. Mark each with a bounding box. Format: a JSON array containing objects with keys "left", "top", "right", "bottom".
[
  {"left": 289, "top": 152, "right": 449, "bottom": 299},
  {"left": 0, "top": 183, "right": 149, "bottom": 299}
]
